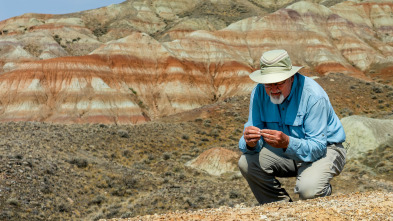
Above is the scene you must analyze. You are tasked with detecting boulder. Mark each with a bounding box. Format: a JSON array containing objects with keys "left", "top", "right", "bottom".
[
  {"left": 341, "top": 115, "right": 393, "bottom": 159},
  {"left": 186, "top": 147, "right": 241, "bottom": 176}
]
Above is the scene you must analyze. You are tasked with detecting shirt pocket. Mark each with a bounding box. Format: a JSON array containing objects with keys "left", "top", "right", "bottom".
[
  {"left": 288, "top": 114, "right": 305, "bottom": 138},
  {"left": 291, "top": 113, "right": 305, "bottom": 126}
]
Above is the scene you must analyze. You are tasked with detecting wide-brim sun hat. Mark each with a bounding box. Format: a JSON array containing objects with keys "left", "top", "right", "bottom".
[{"left": 249, "top": 49, "right": 303, "bottom": 84}]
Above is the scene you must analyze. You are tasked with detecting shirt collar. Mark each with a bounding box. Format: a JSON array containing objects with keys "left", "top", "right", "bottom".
[{"left": 286, "top": 73, "right": 298, "bottom": 102}]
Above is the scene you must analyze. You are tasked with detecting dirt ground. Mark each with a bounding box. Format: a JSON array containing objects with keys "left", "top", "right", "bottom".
[{"left": 0, "top": 74, "right": 392, "bottom": 220}]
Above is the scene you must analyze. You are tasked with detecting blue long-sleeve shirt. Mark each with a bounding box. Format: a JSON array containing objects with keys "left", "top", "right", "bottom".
[{"left": 239, "top": 73, "right": 346, "bottom": 162}]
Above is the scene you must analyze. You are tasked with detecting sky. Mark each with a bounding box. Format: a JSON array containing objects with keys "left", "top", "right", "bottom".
[{"left": 0, "top": 0, "right": 126, "bottom": 21}]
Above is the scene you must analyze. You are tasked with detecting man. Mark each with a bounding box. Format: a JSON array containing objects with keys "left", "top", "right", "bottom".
[{"left": 238, "top": 49, "right": 346, "bottom": 204}]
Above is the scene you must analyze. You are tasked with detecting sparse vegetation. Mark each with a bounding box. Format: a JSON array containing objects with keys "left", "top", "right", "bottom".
[
  {"left": 129, "top": 88, "right": 137, "bottom": 95},
  {"left": 0, "top": 103, "right": 247, "bottom": 220},
  {"left": 0, "top": 83, "right": 392, "bottom": 220},
  {"left": 93, "top": 27, "right": 108, "bottom": 37},
  {"left": 69, "top": 157, "right": 89, "bottom": 168},
  {"left": 53, "top": 34, "right": 62, "bottom": 45}
]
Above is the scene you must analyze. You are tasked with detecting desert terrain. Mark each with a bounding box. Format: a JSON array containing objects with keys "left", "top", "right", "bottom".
[
  {"left": 0, "top": 73, "right": 392, "bottom": 220},
  {"left": 0, "top": 0, "right": 392, "bottom": 220}
]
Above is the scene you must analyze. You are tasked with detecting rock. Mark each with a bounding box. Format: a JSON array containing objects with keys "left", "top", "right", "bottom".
[
  {"left": 186, "top": 147, "right": 240, "bottom": 176},
  {"left": 117, "top": 129, "right": 130, "bottom": 138},
  {"left": 341, "top": 115, "right": 393, "bottom": 159},
  {"left": 0, "top": 1, "right": 393, "bottom": 123}
]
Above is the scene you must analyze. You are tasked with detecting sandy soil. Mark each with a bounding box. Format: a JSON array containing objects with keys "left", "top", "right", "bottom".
[{"left": 106, "top": 191, "right": 393, "bottom": 221}]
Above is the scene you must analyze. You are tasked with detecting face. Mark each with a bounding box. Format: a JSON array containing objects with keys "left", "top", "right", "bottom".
[{"left": 264, "top": 76, "right": 294, "bottom": 104}]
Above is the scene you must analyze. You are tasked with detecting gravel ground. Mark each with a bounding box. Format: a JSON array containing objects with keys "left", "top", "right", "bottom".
[{"left": 106, "top": 191, "right": 393, "bottom": 221}]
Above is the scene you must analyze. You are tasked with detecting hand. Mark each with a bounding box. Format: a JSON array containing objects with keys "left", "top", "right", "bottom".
[
  {"left": 260, "top": 129, "right": 289, "bottom": 149},
  {"left": 243, "top": 126, "right": 262, "bottom": 147}
]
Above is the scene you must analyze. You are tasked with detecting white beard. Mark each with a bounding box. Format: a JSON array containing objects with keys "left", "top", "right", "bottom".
[{"left": 269, "top": 93, "right": 285, "bottom": 104}]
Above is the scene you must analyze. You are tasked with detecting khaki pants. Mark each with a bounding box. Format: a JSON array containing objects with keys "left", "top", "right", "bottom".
[{"left": 238, "top": 144, "right": 346, "bottom": 204}]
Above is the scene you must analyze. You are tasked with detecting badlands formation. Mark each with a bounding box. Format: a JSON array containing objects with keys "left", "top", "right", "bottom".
[
  {"left": 0, "top": 1, "right": 392, "bottom": 220},
  {"left": 0, "top": 0, "right": 393, "bottom": 124}
]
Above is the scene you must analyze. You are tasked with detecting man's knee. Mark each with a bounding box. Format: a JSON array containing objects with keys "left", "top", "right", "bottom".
[
  {"left": 238, "top": 154, "right": 264, "bottom": 177},
  {"left": 238, "top": 155, "right": 248, "bottom": 175},
  {"left": 295, "top": 181, "right": 331, "bottom": 200},
  {"left": 295, "top": 185, "right": 318, "bottom": 199}
]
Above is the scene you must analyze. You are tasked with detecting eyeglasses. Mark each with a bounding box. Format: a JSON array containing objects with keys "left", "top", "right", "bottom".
[{"left": 264, "top": 80, "right": 287, "bottom": 88}]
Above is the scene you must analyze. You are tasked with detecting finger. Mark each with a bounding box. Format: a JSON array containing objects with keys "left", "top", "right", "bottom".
[
  {"left": 247, "top": 126, "right": 261, "bottom": 130},
  {"left": 245, "top": 128, "right": 261, "bottom": 135},
  {"left": 245, "top": 133, "right": 261, "bottom": 141},
  {"left": 247, "top": 138, "right": 260, "bottom": 144},
  {"left": 246, "top": 137, "right": 260, "bottom": 144},
  {"left": 263, "top": 138, "right": 278, "bottom": 145},
  {"left": 246, "top": 133, "right": 261, "bottom": 139},
  {"left": 245, "top": 126, "right": 261, "bottom": 133},
  {"left": 262, "top": 135, "right": 278, "bottom": 144},
  {"left": 263, "top": 138, "right": 275, "bottom": 144},
  {"left": 260, "top": 132, "right": 275, "bottom": 139},
  {"left": 260, "top": 129, "right": 276, "bottom": 135}
]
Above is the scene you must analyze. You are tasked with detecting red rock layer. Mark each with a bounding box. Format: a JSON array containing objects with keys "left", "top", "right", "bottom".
[
  {"left": 92, "top": 33, "right": 254, "bottom": 120},
  {"left": 225, "top": 1, "right": 393, "bottom": 79},
  {"left": 0, "top": 32, "right": 253, "bottom": 123},
  {"left": 0, "top": 1, "right": 393, "bottom": 123},
  {"left": 0, "top": 55, "right": 149, "bottom": 124}
]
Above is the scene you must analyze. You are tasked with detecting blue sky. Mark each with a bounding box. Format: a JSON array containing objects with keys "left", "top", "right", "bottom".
[{"left": 0, "top": 0, "right": 126, "bottom": 21}]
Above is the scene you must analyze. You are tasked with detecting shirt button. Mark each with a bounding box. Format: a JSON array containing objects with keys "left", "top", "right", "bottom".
[{"left": 282, "top": 108, "right": 285, "bottom": 110}]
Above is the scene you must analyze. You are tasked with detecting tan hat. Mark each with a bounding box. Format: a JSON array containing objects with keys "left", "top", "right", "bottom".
[{"left": 249, "top": 49, "right": 303, "bottom": 84}]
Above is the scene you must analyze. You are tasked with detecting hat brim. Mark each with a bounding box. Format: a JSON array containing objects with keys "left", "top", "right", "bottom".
[{"left": 249, "top": 66, "right": 303, "bottom": 84}]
